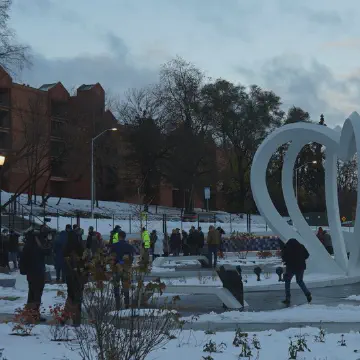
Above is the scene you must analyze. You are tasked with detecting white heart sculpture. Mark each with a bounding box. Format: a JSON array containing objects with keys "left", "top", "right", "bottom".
[{"left": 250, "top": 112, "right": 360, "bottom": 276}]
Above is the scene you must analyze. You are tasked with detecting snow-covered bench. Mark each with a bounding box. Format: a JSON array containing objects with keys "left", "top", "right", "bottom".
[{"left": 152, "top": 255, "right": 209, "bottom": 268}]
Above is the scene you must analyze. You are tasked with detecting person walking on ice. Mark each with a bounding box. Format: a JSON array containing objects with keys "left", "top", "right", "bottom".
[{"left": 281, "top": 238, "right": 312, "bottom": 306}]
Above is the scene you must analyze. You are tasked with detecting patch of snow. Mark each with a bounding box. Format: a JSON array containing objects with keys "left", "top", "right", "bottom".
[
  {"left": 1, "top": 324, "right": 360, "bottom": 359},
  {"left": 346, "top": 295, "right": 360, "bottom": 301},
  {"left": 185, "top": 304, "right": 360, "bottom": 323},
  {"left": 0, "top": 273, "right": 15, "bottom": 279}
]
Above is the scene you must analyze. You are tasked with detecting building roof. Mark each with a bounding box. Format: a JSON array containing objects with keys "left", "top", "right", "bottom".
[
  {"left": 78, "top": 84, "right": 95, "bottom": 91},
  {"left": 39, "top": 83, "right": 57, "bottom": 91}
]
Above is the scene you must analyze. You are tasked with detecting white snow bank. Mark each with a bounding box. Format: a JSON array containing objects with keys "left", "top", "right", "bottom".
[
  {"left": 185, "top": 304, "right": 360, "bottom": 324},
  {"left": 1, "top": 324, "right": 360, "bottom": 359}
]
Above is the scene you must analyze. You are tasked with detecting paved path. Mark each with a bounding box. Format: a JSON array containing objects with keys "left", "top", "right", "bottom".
[{"left": 3, "top": 273, "right": 360, "bottom": 333}]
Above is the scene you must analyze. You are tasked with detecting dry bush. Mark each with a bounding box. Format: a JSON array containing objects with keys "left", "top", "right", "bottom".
[{"left": 69, "top": 249, "right": 181, "bottom": 360}]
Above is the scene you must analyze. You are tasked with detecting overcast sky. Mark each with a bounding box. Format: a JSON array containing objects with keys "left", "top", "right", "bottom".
[{"left": 9, "top": 0, "right": 360, "bottom": 126}]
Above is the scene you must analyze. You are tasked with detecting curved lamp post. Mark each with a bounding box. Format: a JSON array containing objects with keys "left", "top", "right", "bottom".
[{"left": 91, "top": 128, "right": 117, "bottom": 218}]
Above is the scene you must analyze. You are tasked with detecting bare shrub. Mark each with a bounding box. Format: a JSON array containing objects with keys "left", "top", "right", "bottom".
[{"left": 69, "top": 249, "right": 181, "bottom": 360}]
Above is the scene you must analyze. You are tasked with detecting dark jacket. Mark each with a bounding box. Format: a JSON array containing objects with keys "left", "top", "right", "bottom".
[
  {"left": 198, "top": 231, "right": 205, "bottom": 248},
  {"left": 8, "top": 233, "right": 19, "bottom": 253},
  {"left": 63, "top": 230, "right": 84, "bottom": 273},
  {"left": 187, "top": 231, "right": 198, "bottom": 246},
  {"left": 53, "top": 230, "right": 68, "bottom": 266},
  {"left": 282, "top": 238, "right": 309, "bottom": 272},
  {"left": 20, "top": 232, "right": 51, "bottom": 275},
  {"left": 86, "top": 231, "right": 102, "bottom": 254},
  {"left": 170, "top": 233, "right": 181, "bottom": 250},
  {"left": 111, "top": 241, "right": 134, "bottom": 264}
]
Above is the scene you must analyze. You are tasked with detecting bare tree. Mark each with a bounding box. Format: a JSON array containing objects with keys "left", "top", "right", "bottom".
[
  {"left": 20, "top": 95, "right": 52, "bottom": 204},
  {"left": 117, "top": 88, "right": 170, "bottom": 206},
  {"left": 1, "top": 95, "right": 66, "bottom": 210},
  {"left": 0, "top": 0, "right": 30, "bottom": 75}
]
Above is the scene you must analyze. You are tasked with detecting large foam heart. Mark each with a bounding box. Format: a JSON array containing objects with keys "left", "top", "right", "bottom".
[{"left": 250, "top": 113, "right": 360, "bottom": 276}]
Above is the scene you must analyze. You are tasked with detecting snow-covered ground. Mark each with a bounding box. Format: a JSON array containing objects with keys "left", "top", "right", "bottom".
[
  {"left": 35, "top": 215, "right": 272, "bottom": 235},
  {"left": 0, "top": 284, "right": 66, "bottom": 314},
  {"left": 2, "top": 190, "right": 282, "bottom": 234},
  {"left": 1, "top": 324, "right": 360, "bottom": 359},
  {"left": 186, "top": 304, "right": 360, "bottom": 324}
]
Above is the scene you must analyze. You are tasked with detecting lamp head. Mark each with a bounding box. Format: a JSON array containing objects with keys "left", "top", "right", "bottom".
[
  {"left": 111, "top": 128, "right": 117, "bottom": 131},
  {"left": 0, "top": 155, "right": 5, "bottom": 166}
]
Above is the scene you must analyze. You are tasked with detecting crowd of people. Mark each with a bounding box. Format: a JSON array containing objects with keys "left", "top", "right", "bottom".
[
  {"left": 0, "top": 221, "right": 319, "bottom": 319},
  {"left": 0, "top": 223, "right": 224, "bottom": 325}
]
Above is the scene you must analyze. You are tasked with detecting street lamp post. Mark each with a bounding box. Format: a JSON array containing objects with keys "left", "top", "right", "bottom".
[
  {"left": 295, "top": 160, "right": 317, "bottom": 202},
  {"left": 0, "top": 155, "right": 6, "bottom": 241},
  {"left": 91, "top": 128, "right": 117, "bottom": 218}
]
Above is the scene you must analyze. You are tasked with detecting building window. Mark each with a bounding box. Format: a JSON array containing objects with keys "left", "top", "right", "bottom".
[
  {"left": 51, "top": 120, "right": 65, "bottom": 138},
  {"left": 0, "top": 89, "right": 10, "bottom": 107},
  {"left": 0, "top": 110, "right": 10, "bottom": 129},
  {"left": 51, "top": 100, "right": 68, "bottom": 119},
  {"left": 0, "top": 130, "right": 10, "bottom": 149},
  {"left": 50, "top": 140, "right": 66, "bottom": 158},
  {"left": 51, "top": 158, "right": 66, "bottom": 177}
]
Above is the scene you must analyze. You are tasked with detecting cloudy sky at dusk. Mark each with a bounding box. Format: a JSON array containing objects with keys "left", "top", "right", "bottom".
[{"left": 9, "top": 0, "right": 360, "bottom": 126}]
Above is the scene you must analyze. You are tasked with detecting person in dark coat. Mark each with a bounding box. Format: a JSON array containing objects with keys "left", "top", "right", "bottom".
[
  {"left": 86, "top": 226, "right": 103, "bottom": 257},
  {"left": 187, "top": 227, "right": 199, "bottom": 255},
  {"left": 111, "top": 231, "right": 134, "bottom": 309},
  {"left": 150, "top": 230, "right": 157, "bottom": 257},
  {"left": 198, "top": 227, "right": 205, "bottom": 255},
  {"left": 182, "top": 230, "right": 189, "bottom": 256},
  {"left": 170, "top": 229, "right": 181, "bottom": 256},
  {"left": 53, "top": 224, "right": 71, "bottom": 282},
  {"left": 281, "top": 238, "right": 312, "bottom": 305},
  {"left": 20, "top": 228, "right": 51, "bottom": 321},
  {"left": 63, "top": 226, "right": 86, "bottom": 326},
  {"left": 0, "top": 229, "right": 10, "bottom": 270}
]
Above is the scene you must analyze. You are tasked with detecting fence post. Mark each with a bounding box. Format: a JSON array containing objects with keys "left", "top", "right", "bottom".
[
  {"left": 249, "top": 213, "right": 252, "bottom": 233},
  {"left": 230, "top": 214, "right": 232, "bottom": 234},
  {"left": 57, "top": 210, "right": 59, "bottom": 232},
  {"left": 129, "top": 215, "right": 131, "bottom": 234},
  {"left": 197, "top": 214, "right": 200, "bottom": 230},
  {"left": 71, "top": 216, "right": 73, "bottom": 226},
  {"left": 112, "top": 214, "right": 115, "bottom": 229},
  {"left": 213, "top": 214, "right": 216, "bottom": 226},
  {"left": 22, "top": 207, "right": 24, "bottom": 229},
  {"left": 95, "top": 217, "right": 98, "bottom": 232}
]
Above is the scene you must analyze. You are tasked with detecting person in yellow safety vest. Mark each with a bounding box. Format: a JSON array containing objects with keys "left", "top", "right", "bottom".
[
  {"left": 141, "top": 227, "right": 150, "bottom": 249},
  {"left": 141, "top": 227, "right": 151, "bottom": 265},
  {"left": 110, "top": 225, "right": 121, "bottom": 245}
]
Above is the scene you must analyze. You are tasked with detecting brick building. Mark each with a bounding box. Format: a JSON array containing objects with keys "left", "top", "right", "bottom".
[{"left": 0, "top": 67, "right": 223, "bottom": 210}]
